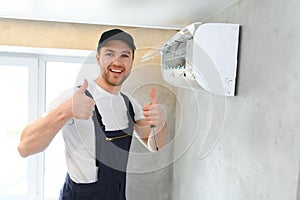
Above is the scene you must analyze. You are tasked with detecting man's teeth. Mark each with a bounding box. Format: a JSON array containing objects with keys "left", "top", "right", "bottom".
[{"left": 110, "top": 69, "right": 122, "bottom": 73}]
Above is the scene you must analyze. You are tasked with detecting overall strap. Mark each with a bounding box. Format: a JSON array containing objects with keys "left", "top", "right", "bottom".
[
  {"left": 84, "top": 90, "right": 105, "bottom": 128},
  {"left": 120, "top": 93, "right": 136, "bottom": 129},
  {"left": 84, "top": 90, "right": 106, "bottom": 167}
]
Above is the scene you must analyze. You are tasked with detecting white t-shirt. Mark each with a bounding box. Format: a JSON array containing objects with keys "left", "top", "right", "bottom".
[{"left": 47, "top": 80, "right": 144, "bottom": 183}]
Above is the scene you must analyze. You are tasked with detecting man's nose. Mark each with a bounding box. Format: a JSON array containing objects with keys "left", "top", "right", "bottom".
[{"left": 111, "top": 56, "right": 123, "bottom": 66}]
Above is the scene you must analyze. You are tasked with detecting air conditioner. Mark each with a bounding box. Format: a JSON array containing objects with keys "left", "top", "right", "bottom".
[{"left": 161, "top": 22, "right": 240, "bottom": 96}]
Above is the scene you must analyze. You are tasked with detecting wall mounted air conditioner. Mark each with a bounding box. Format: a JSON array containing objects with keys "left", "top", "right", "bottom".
[{"left": 161, "top": 22, "right": 240, "bottom": 96}]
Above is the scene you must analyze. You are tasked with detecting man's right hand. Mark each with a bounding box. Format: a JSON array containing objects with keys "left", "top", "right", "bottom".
[{"left": 72, "top": 79, "right": 95, "bottom": 120}]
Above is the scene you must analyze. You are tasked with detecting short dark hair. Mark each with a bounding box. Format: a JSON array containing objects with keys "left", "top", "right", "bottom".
[{"left": 97, "top": 29, "right": 136, "bottom": 53}]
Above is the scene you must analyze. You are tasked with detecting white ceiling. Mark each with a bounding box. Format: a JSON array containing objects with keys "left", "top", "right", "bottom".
[{"left": 0, "top": 0, "right": 238, "bottom": 29}]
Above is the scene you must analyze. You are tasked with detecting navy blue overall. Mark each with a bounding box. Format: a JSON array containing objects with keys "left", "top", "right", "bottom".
[{"left": 59, "top": 90, "right": 135, "bottom": 200}]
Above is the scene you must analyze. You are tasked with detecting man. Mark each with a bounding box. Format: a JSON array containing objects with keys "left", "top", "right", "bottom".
[{"left": 18, "top": 29, "right": 167, "bottom": 199}]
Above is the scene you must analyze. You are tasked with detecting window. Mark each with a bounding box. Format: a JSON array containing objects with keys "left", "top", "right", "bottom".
[
  {"left": 0, "top": 56, "right": 38, "bottom": 200},
  {"left": 0, "top": 47, "right": 93, "bottom": 200}
]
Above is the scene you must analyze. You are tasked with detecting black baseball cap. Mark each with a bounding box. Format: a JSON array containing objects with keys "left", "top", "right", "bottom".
[{"left": 97, "top": 29, "right": 136, "bottom": 51}]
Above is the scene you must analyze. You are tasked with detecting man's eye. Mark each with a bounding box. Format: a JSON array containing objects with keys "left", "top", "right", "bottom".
[
  {"left": 106, "top": 53, "right": 113, "bottom": 57},
  {"left": 121, "top": 54, "right": 130, "bottom": 58}
]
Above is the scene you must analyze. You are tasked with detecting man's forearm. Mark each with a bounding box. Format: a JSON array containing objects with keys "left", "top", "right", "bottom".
[{"left": 18, "top": 100, "right": 72, "bottom": 157}]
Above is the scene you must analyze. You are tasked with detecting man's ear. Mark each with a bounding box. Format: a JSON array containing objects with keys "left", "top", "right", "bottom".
[{"left": 96, "top": 53, "right": 100, "bottom": 62}]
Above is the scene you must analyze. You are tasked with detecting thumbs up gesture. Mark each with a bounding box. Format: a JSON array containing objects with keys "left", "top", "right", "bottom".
[
  {"left": 142, "top": 87, "right": 166, "bottom": 132},
  {"left": 72, "top": 79, "right": 95, "bottom": 120}
]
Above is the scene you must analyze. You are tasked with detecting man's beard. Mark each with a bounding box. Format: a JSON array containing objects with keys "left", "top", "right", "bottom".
[{"left": 102, "top": 69, "right": 130, "bottom": 87}]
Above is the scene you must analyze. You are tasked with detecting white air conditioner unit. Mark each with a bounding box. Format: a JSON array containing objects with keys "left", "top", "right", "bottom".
[{"left": 161, "top": 22, "right": 240, "bottom": 96}]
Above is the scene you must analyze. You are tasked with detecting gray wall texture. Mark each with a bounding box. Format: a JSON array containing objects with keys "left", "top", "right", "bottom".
[{"left": 173, "top": 0, "right": 300, "bottom": 199}]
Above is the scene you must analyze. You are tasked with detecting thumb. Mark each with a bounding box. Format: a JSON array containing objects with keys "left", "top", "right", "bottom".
[
  {"left": 77, "top": 79, "right": 88, "bottom": 94},
  {"left": 150, "top": 87, "right": 158, "bottom": 104}
]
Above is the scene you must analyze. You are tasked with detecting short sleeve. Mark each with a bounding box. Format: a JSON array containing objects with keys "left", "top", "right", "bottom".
[
  {"left": 44, "top": 88, "right": 75, "bottom": 126},
  {"left": 46, "top": 88, "right": 74, "bottom": 113}
]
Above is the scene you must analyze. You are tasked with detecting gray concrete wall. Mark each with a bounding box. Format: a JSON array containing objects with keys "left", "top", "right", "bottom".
[{"left": 172, "top": 0, "right": 300, "bottom": 199}]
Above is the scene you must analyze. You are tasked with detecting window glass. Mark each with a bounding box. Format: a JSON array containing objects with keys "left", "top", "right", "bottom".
[{"left": 0, "top": 66, "right": 28, "bottom": 197}]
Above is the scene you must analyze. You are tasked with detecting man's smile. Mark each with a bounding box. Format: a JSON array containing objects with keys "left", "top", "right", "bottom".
[{"left": 109, "top": 68, "right": 123, "bottom": 73}]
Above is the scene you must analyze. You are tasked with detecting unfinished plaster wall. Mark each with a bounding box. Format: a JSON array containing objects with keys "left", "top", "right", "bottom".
[{"left": 172, "top": 0, "right": 300, "bottom": 199}]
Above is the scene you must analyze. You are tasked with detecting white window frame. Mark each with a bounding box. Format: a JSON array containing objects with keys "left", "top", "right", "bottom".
[{"left": 0, "top": 45, "right": 93, "bottom": 200}]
